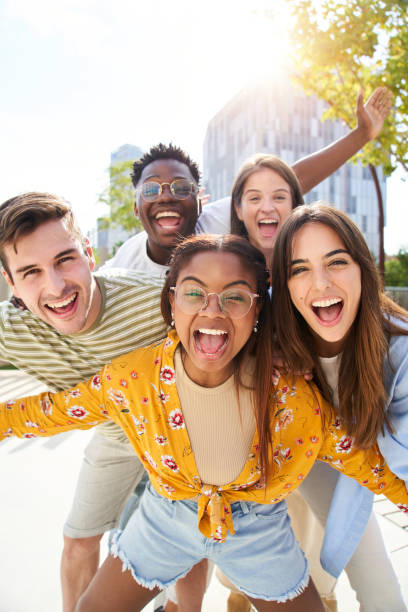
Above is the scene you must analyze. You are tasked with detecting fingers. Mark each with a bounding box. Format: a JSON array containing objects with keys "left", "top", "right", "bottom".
[
  {"left": 198, "top": 187, "right": 211, "bottom": 206},
  {"left": 366, "top": 86, "right": 393, "bottom": 117}
]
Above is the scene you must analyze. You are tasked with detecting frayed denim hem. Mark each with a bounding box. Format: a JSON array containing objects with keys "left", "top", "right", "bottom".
[
  {"left": 226, "top": 562, "right": 310, "bottom": 603},
  {"left": 110, "top": 530, "right": 193, "bottom": 591}
]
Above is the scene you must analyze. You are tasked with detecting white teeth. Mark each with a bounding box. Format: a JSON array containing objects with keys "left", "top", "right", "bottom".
[
  {"left": 156, "top": 211, "right": 181, "bottom": 219},
  {"left": 197, "top": 328, "right": 227, "bottom": 336},
  {"left": 46, "top": 294, "right": 77, "bottom": 309},
  {"left": 312, "top": 298, "right": 342, "bottom": 308},
  {"left": 259, "top": 219, "right": 278, "bottom": 225}
]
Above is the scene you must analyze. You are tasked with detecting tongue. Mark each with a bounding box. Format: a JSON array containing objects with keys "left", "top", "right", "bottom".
[
  {"left": 156, "top": 216, "right": 180, "bottom": 227},
  {"left": 258, "top": 223, "right": 277, "bottom": 238},
  {"left": 316, "top": 303, "right": 342, "bottom": 322},
  {"left": 198, "top": 332, "right": 226, "bottom": 354}
]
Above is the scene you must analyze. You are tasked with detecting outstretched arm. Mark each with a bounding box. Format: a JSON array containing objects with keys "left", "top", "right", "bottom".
[
  {"left": 292, "top": 86, "right": 392, "bottom": 194},
  {"left": 319, "top": 421, "right": 408, "bottom": 512},
  {"left": 0, "top": 372, "right": 109, "bottom": 441}
]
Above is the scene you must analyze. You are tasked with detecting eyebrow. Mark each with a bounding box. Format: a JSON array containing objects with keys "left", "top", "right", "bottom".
[
  {"left": 15, "top": 249, "right": 77, "bottom": 275},
  {"left": 144, "top": 175, "right": 189, "bottom": 182},
  {"left": 244, "top": 187, "right": 290, "bottom": 195},
  {"left": 179, "top": 276, "right": 252, "bottom": 290},
  {"left": 291, "top": 248, "right": 349, "bottom": 266}
]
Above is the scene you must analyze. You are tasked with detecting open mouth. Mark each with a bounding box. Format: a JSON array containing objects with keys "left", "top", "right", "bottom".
[
  {"left": 193, "top": 328, "right": 229, "bottom": 358},
  {"left": 312, "top": 298, "right": 343, "bottom": 324},
  {"left": 155, "top": 211, "right": 182, "bottom": 229},
  {"left": 258, "top": 219, "right": 278, "bottom": 238},
  {"left": 44, "top": 292, "right": 78, "bottom": 316}
]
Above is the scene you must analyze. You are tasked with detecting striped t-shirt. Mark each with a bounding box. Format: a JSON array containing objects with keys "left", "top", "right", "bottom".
[{"left": 0, "top": 268, "right": 168, "bottom": 439}]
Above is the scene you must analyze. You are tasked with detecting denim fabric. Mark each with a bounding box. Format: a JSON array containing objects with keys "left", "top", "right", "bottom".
[
  {"left": 111, "top": 483, "right": 310, "bottom": 602},
  {"left": 321, "top": 331, "right": 408, "bottom": 577}
]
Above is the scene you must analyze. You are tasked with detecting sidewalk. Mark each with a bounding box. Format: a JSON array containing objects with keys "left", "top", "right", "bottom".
[{"left": 0, "top": 369, "right": 407, "bottom": 611}]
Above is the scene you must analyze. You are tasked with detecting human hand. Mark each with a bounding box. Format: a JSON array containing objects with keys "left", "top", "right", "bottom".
[
  {"left": 198, "top": 187, "right": 211, "bottom": 207},
  {"left": 356, "top": 86, "right": 392, "bottom": 141}
]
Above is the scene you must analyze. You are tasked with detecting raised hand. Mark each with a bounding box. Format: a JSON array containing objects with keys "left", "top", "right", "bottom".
[{"left": 356, "top": 86, "right": 392, "bottom": 140}]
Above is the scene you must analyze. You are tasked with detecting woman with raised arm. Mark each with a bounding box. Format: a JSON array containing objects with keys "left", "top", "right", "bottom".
[{"left": 1, "top": 235, "right": 407, "bottom": 612}]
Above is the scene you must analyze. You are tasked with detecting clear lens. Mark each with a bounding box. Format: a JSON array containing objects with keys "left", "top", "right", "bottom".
[
  {"left": 171, "top": 179, "right": 194, "bottom": 198},
  {"left": 174, "top": 285, "right": 255, "bottom": 318},
  {"left": 141, "top": 182, "right": 161, "bottom": 200},
  {"left": 178, "top": 284, "right": 207, "bottom": 312},
  {"left": 220, "top": 289, "right": 252, "bottom": 317}
]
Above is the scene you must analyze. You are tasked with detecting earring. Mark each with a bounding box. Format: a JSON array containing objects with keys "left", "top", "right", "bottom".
[
  {"left": 171, "top": 313, "right": 175, "bottom": 327},
  {"left": 253, "top": 320, "right": 258, "bottom": 333}
]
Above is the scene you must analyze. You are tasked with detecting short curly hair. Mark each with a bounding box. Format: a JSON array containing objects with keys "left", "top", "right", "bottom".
[{"left": 131, "top": 143, "right": 200, "bottom": 188}]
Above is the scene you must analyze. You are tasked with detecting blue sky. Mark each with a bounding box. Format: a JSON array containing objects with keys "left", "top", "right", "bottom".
[{"left": 1, "top": 0, "right": 406, "bottom": 253}]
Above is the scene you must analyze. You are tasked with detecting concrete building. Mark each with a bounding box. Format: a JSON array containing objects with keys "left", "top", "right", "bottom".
[
  {"left": 203, "top": 80, "right": 386, "bottom": 257},
  {"left": 97, "top": 144, "right": 144, "bottom": 263}
]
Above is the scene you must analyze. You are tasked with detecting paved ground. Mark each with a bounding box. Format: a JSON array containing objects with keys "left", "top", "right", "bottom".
[{"left": 0, "top": 369, "right": 407, "bottom": 611}]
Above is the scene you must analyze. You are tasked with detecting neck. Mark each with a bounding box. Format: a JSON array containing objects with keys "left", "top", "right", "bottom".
[
  {"left": 82, "top": 279, "right": 102, "bottom": 332},
  {"left": 146, "top": 241, "right": 173, "bottom": 266}
]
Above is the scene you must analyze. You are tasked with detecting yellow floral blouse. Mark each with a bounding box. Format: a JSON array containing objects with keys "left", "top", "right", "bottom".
[{"left": 1, "top": 330, "right": 407, "bottom": 543}]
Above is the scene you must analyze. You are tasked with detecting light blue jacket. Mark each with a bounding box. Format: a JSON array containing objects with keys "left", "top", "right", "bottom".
[{"left": 321, "top": 330, "right": 408, "bottom": 577}]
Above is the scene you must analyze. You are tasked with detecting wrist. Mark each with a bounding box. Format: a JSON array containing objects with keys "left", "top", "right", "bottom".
[{"left": 353, "top": 124, "right": 373, "bottom": 147}]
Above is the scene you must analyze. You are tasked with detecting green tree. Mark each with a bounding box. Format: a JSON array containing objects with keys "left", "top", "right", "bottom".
[
  {"left": 385, "top": 249, "right": 408, "bottom": 287},
  {"left": 284, "top": 0, "right": 408, "bottom": 278},
  {"left": 98, "top": 160, "right": 142, "bottom": 232}
]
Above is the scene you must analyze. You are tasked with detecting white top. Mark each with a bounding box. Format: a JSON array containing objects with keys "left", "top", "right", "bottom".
[
  {"left": 195, "top": 197, "right": 231, "bottom": 234},
  {"left": 319, "top": 355, "right": 341, "bottom": 409},
  {"left": 102, "top": 232, "right": 169, "bottom": 279}
]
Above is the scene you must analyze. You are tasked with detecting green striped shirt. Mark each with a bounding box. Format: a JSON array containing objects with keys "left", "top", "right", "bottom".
[{"left": 0, "top": 269, "right": 168, "bottom": 440}]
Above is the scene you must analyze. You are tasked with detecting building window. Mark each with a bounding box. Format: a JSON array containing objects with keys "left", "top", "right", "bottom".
[{"left": 346, "top": 195, "right": 357, "bottom": 214}]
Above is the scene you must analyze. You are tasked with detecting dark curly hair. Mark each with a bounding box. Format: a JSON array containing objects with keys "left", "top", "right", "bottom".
[{"left": 131, "top": 143, "right": 200, "bottom": 188}]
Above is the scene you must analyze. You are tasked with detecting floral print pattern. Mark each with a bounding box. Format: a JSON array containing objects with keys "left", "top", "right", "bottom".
[{"left": 1, "top": 329, "right": 407, "bottom": 544}]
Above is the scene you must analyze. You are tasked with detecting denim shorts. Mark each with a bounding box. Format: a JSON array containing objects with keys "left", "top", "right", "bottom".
[{"left": 111, "top": 483, "right": 309, "bottom": 602}]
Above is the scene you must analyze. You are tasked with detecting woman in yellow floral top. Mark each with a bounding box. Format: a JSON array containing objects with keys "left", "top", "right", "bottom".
[{"left": 1, "top": 235, "right": 407, "bottom": 612}]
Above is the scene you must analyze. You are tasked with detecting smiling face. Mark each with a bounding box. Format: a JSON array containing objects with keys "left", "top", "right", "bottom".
[
  {"left": 287, "top": 222, "right": 362, "bottom": 357},
  {"left": 169, "top": 251, "right": 260, "bottom": 387},
  {"left": 234, "top": 168, "right": 293, "bottom": 262},
  {"left": 135, "top": 158, "right": 199, "bottom": 265},
  {"left": 2, "top": 218, "right": 101, "bottom": 334}
]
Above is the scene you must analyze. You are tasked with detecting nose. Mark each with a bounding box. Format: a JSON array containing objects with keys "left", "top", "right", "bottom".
[
  {"left": 260, "top": 196, "right": 276, "bottom": 213},
  {"left": 44, "top": 268, "right": 66, "bottom": 296},
  {"left": 156, "top": 182, "right": 175, "bottom": 202},
  {"left": 312, "top": 266, "right": 331, "bottom": 290},
  {"left": 201, "top": 293, "right": 225, "bottom": 317}
]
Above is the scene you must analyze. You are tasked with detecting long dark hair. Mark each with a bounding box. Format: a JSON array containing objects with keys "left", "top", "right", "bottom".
[
  {"left": 230, "top": 154, "right": 304, "bottom": 239},
  {"left": 271, "top": 203, "right": 408, "bottom": 448},
  {"left": 161, "top": 234, "right": 275, "bottom": 479}
]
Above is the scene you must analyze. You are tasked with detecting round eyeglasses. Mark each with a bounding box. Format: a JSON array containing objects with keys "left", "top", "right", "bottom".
[
  {"left": 170, "top": 284, "right": 259, "bottom": 319},
  {"left": 137, "top": 179, "right": 199, "bottom": 202}
]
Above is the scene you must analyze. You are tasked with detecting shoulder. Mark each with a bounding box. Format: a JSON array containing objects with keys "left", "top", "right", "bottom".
[
  {"left": 108, "top": 334, "right": 178, "bottom": 376},
  {"left": 195, "top": 197, "right": 231, "bottom": 234},
  {"left": 273, "top": 372, "right": 325, "bottom": 411},
  {"left": 111, "top": 232, "right": 147, "bottom": 260},
  {"left": 94, "top": 268, "right": 163, "bottom": 291}
]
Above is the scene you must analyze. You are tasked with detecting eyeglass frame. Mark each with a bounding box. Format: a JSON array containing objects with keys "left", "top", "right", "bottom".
[
  {"left": 136, "top": 179, "right": 199, "bottom": 202},
  {"left": 170, "top": 285, "right": 259, "bottom": 319}
]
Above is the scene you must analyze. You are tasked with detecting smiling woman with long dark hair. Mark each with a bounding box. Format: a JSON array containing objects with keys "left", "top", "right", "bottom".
[{"left": 271, "top": 203, "right": 408, "bottom": 609}]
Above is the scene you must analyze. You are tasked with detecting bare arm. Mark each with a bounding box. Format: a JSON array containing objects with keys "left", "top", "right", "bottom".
[{"left": 292, "top": 87, "right": 392, "bottom": 194}]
